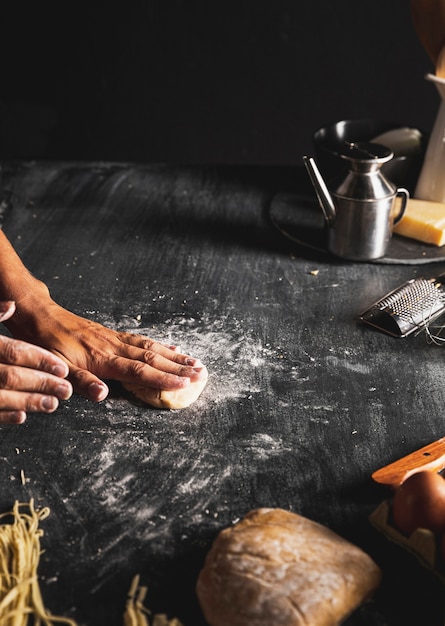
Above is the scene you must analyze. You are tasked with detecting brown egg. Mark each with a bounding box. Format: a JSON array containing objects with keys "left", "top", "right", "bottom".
[{"left": 392, "top": 471, "right": 445, "bottom": 536}]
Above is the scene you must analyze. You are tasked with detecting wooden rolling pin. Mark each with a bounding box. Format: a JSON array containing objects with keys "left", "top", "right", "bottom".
[
  {"left": 411, "top": 0, "right": 445, "bottom": 76},
  {"left": 372, "top": 437, "right": 445, "bottom": 487}
]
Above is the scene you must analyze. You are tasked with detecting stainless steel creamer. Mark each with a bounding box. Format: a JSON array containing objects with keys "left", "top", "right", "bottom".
[{"left": 303, "top": 142, "right": 409, "bottom": 261}]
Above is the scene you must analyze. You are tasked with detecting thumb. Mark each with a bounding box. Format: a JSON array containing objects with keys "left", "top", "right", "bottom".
[{"left": 0, "top": 301, "right": 16, "bottom": 323}]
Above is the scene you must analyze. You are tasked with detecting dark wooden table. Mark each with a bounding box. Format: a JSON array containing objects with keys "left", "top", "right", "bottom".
[{"left": 1, "top": 160, "right": 445, "bottom": 625}]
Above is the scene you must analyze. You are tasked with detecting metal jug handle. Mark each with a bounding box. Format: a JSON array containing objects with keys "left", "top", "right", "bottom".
[{"left": 393, "top": 188, "right": 409, "bottom": 225}]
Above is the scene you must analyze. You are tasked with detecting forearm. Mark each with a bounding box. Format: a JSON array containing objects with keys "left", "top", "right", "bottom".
[
  {"left": 0, "top": 231, "right": 207, "bottom": 405},
  {"left": 0, "top": 230, "right": 53, "bottom": 340}
]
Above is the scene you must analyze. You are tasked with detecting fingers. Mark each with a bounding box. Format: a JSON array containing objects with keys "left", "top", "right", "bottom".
[
  {"left": 0, "top": 410, "right": 27, "bottom": 425},
  {"left": 0, "top": 365, "right": 73, "bottom": 417},
  {"left": 119, "top": 358, "right": 205, "bottom": 390},
  {"left": 67, "top": 358, "right": 194, "bottom": 401},
  {"left": 0, "top": 300, "right": 207, "bottom": 410},
  {"left": 104, "top": 352, "right": 206, "bottom": 391},
  {"left": 65, "top": 338, "right": 207, "bottom": 401},
  {"left": 127, "top": 349, "right": 205, "bottom": 383},
  {"left": 0, "top": 388, "right": 69, "bottom": 425},
  {"left": 0, "top": 364, "right": 72, "bottom": 400},
  {"left": 0, "top": 388, "right": 66, "bottom": 413},
  {"left": 0, "top": 334, "right": 72, "bottom": 422},
  {"left": 9, "top": 303, "right": 206, "bottom": 404},
  {"left": 67, "top": 364, "right": 109, "bottom": 402},
  {"left": 0, "top": 334, "right": 70, "bottom": 378},
  {"left": 111, "top": 335, "right": 206, "bottom": 382}
]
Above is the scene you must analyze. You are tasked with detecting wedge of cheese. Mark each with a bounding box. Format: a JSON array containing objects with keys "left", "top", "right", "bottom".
[{"left": 393, "top": 197, "right": 445, "bottom": 246}]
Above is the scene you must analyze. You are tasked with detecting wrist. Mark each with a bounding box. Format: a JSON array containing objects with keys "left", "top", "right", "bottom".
[{"left": 3, "top": 277, "right": 54, "bottom": 342}]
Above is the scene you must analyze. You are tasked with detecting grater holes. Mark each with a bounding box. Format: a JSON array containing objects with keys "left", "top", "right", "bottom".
[{"left": 382, "top": 279, "right": 444, "bottom": 323}]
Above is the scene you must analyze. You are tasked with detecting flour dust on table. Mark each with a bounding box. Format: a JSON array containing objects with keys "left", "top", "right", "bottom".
[
  {"left": 48, "top": 308, "right": 381, "bottom": 592},
  {"left": 93, "top": 310, "right": 281, "bottom": 405},
  {"left": 47, "top": 312, "right": 295, "bottom": 581}
]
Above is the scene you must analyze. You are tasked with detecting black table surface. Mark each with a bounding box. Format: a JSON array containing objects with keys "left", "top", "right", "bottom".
[{"left": 1, "top": 160, "right": 445, "bottom": 625}]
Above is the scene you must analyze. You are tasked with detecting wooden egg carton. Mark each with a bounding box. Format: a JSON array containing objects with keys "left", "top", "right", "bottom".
[
  {"left": 369, "top": 499, "right": 445, "bottom": 585},
  {"left": 370, "top": 437, "right": 445, "bottom": 584}
]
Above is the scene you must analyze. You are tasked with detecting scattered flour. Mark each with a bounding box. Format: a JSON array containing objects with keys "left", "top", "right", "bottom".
[
  {"left": 52, "top": 311, "right": 297, "bottom": 584},
  {"left": 41, "top": 311, "right": 378, "bottom": 587},
  {"left": 94, "top": 311, "right": 281, "bottom": 404}
]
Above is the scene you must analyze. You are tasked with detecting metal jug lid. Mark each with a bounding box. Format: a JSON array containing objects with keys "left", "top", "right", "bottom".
[
  {"left": 335, "top": 142, "right": 396, "bottom": 199},
  {"left": 339, "top": 141, "right": 394, "bottom": 166}
]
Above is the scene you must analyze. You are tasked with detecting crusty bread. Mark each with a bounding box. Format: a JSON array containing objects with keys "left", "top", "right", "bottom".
[{"left": 196, "top": 508, "right": 381, "bottom": 626}]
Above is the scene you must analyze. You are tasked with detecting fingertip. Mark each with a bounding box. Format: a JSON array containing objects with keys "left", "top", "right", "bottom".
[
  {"left": 88, "top": 382, "right": 109, "bottom": 402},
  {"left": 42, "top": 396, "right": 59, "bottom": 412},
  {"left": 13, "top": 411, "right": 27, "bottom": 425},
  {"left": 185, "top": 357, "right": 203, "bottom": 367},
  {"left": 0, "top": 410, "right": 27, "bottom": 425},
  {"left": 56, "top": 382, "right": 73, "bottom": 401},
  {"left": 0, "top": 301, "right": 16, "bottom": 323},
  {"left": 51, "top": 362, "right": 70, "bottom": 378},
  {"left": 159, "top": 374, "right": 191, "bottom": 391},
  {"left": 190, "top": 365, "right": 208, "bottom": 381},
  {"left": 165, "top": 344, "right": 180, "bottom": 352}
]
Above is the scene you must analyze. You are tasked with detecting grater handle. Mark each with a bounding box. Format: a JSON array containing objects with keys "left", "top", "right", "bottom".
[{"left": 359, "top": 307, "right": 405, "bottom": 337}]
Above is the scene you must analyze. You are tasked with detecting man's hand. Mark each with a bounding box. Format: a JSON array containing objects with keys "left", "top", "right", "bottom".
[
  {"left": 0, "top": 301, "right": 72, "bottom": 424},
  {"left": 0, "top": 230, "right": 206, "bottom": 413},
  {"left": 5, "top": 299, "right": 207, "bottom": 404}
]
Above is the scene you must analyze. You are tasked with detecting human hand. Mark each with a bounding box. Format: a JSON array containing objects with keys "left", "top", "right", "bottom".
[
  {"left": 0, "top": 301, "right": 73, "bottom": 424},
  {"left": 6, "top": 300, "right": 207, "bottom": 403},
  {"left": 411, "top": 0, "right": 445, "bottom": 65}
]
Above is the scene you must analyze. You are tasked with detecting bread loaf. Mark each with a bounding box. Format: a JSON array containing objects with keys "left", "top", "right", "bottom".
[{"left": 196, "top": 508, "right": 381, "bottom": 626}]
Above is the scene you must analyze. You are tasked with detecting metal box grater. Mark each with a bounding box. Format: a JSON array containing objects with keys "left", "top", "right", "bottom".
[{"left": 359, "top": 274, "right": 445, "bottom": 337}]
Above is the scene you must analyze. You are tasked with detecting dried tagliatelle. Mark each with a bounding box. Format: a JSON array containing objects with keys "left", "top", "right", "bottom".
[
  {"left": 0, "top": 500, "right": 183, "bottom": 626},
  {"left": 123, "top": 575, "right": 183, "bottom": 626},
  {"left": 0, "top": 499, "right": 76, "bottom": 625}
]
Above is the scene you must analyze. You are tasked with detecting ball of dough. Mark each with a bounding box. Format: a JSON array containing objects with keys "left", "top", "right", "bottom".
[
  {"left": 196, "top": 508, "right": 381, "bottom": 626},
  {"left": 123, "top": 367, "right": 208, "bottom": 409}
]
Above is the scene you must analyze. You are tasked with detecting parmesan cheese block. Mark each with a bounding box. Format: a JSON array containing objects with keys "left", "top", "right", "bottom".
[{"left": 393, "top": 197, "right": 445, "bottom": 246}]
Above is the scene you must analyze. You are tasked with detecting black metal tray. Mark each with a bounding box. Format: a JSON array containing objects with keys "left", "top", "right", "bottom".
[{"left": 269, "top": 192, "right": 445, "bottom": 265}]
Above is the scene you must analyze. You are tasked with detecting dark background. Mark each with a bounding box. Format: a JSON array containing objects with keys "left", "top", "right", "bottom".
[{"left": 0, "top": 0, "right": 439, "bottom": 164}]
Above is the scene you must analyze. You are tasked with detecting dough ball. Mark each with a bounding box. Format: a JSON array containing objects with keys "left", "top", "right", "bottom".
[
  {"left": 196, "top": 508, "right": 381, "bottom": 626},
  {"left": 123, "top": 367, "right": 208, "bottom": 409}
]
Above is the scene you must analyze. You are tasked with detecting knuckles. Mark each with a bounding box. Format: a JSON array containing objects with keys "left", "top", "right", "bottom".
[
  {"left": 139, "top": 338, "right": 156, "bottom": 351},
  {"left": 141, "top": 349, "right": 157, "bottom": 365},
  {"left": 0, "top": 336, "right": 25, "bottom": 366},
  {"left": 126, "top": 359, "right": 151, "bottom": 378},
  {"left": 0, "top": 365, "right": 22, "bottom": 390}
]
